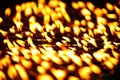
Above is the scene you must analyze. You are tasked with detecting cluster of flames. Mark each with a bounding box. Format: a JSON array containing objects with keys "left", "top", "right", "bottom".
[{"left": 0, "top": 0, "right": 120, "bottom": 80}]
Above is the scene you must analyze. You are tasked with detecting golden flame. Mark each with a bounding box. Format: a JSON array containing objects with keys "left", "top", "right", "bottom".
[
  {"left": 107, "top": 14, "right": 117, "bottom": 19},
  {"left": 78, "top": 67, "right": 91, "bottom": 80},
  {"left": 67, "top": 64, "right": 76, "bottom": 71},
  {"left": 68, "top": 76, "right": 80, "bottom": 80},
  {"left": 37, "top": 74, "right": 53, "bottom": 80},
  {"left": 106, "top": 3, "right": 114, "bottom": 11},
  {"left": 41, "top": 61, "right": 51, "bottom": 69},
  {"left": 11, "top": 55, "right": 20, "bottom": 63},
  {"left": 25, "top": 7, "right": 33, "bottom": 16},
  {"left": 0, "top": 29, "right": 7, "bottom": 37},
  {"left": 78, "top": 1, "right": 85, "bottom": 8},
  {"left": 37, "top": 66, "right": 46, "bottom": 74},
  {"left": 71, "top": 2, "right": 79, "bottom": 9},
  {"left": 5, "top": 8, "right": 11, "bottom": 16},
  {"left": 104, "top": 61, "right": 114, "bottom": 69},
  {"left": 7, "top": 65, "right": 17, "bottom": 79},
  {"left": 15, "top": 64, "right": 29, "bottom": 80},
  {"left": 32, "top": 54, "right": 41, "bottom": 64},
  {"left": 1, "top": 55, "right": 11, "bottom": 67},
  {"left": 81, "top": 8, "right": 91, "bottom": 16},
  {"left": 94, "top": 8, "right": 103, "bottom": 16},
  {"left": 0, "top": 17, "right": 3, "bottom": 23},
  {"left": 27, "top": 37, "right": 36, "bottom": 47},
  {"left": 21, "top": 57, "right": 32, "bottom": 69},
  {"left": 0, "top": 0, "right": 120, "bottom": 80},
  {"left": 0, "top": 71, "right": 6, "bottom": 80},
  {"left": 93, "top": 49, "right": 106, "bottom": 62},
  {"left": 90, "top": 64, "right": 101, "bottom": 74},
  {"left": 86, "top": 2, "right": 95, "bottom": 11},
  {"left": 114, "top": 5, "right": 120, "bottom": 15},
  {"left": 50, "top": 68, "right": 66, "bottom": 79}
]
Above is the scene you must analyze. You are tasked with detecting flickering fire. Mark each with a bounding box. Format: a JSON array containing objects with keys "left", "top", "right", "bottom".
[{"left": 0, "top": 0, "right": 120, "bottom": 80}]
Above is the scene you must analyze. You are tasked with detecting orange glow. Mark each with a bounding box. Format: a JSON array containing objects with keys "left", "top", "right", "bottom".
[
  {"left": 9, "top": 26, "right": 15, "bottom": 33},
  {"left": 80, "top": 53, "right": 92, "bottom": 65},
  {"left": 74, "top": 37, "right": 81, "bottom": 47},
  {"left": 104, "top": 61, "right": 114, "bottom": 69},
  {"left": 87, "top": 21, "right": 95, "bottom": 29},
  {"left": 90, "top": 64, "right": 101, "bottom": 74},
  {"left": 21, "top": 57, "right": 32, "bottom": 69},
  {"left": 59, "top": 1, "right": 66, "bottom": 8},
  {"left": 0, "top": 29, "right": 7, "bottom": 37},
  {"left": 15, "top": 64, "right": 29, "bottom": 80},
  {"left": 13, "top": 21, "right": 23, "bottom": 32},
  {"left": 37, "top": 74, "right": 53, "bottom": 80},
  {"left": 78, "top": 1, "right": 85, "bottom": 8},
  {"left": 94, "top": 8, "right": 103, "bottom": 16},
  {"left": 108, "top": 23, "right": 115, "bottom": 35},
  {"left": 50, "top": 55, "right": 63, "bottom": 65},
  {"left": 7, "top": 65, "right": 17, "bottom": 79},
  {"left": 107, "top": 14, "right": 117, "bottom": 19},
  {"left": 11, "top": 55, "right": 20, "bottom": 63},
  {"left": 81, "top": 8, "right": 91, "bottom": 16},
  {"left": 29, "top": 23, "right": 37, "bottom": 34},
  {"left": 87, "top": 37, "right": 97, "bottom": 47},
  {"left": 88, "top": 29, "right": 94, "bottom": 37},
  {"left": 48, "top": 0, "right": 58, "bottom": 8},
  {"left": 87, "top": 2, "right": 95, "bottom": 11},
  {"left": 109, "top": 57, "right": 118, "bottom": 66},
  {"left": 16, "top": 39, "right": 25, "bottom": 47},
  {"left": 51, "top": 11, "right": 58, "bottom": 21},
  {"left": 67, "top": 64, "right": 76, "bottom": 71},
  {"left": 73, "top": 25, "right": 80, "bottom": 36},
  {"left": 37, "top": 66, "right": 46, "bottom": 74},
  {"left": 106, "top": 3, "right": 114, "bottom": 11},
  {"left": 25, "top": 7, "right": 32, "bottom": 16},
  {"left": 102, "top": 8, "right": 108, "bottom": 14},
  {"left": 15, "top": 34, "right": 23, "bottom": 38},
  {"left": 63, "top": 11, "right": 71, "bottom": 22},
  {"left": 85, "top": 15, "right": 92, "bottom": 21},
  {"left": 68, "top": 76, "right": 80, "bottom": 80},
  {"left": 4, "top": 39, "right": 14, "bottom": 49},
  {"left": 81, "top": 40, "right": 88, "bottom": 46},
  {"left": 1, "top": 55, "right": 11, "bottom": 67},
  {"left": 78, "top": 67, "right": 91, "bottom": 80},
  {"left": 27, "top": 37, "right": 36, "bottom": 47},
  {"left": 112, "top": 50, "right": 119, "bottom": 58},
  {"left": 58, "top": 50, "right": 70, "bottom": 63},
  {"left": 5, "top": 8, "right": 11, "bottom": 16},
  {"left": 25, "top": 31, "right": 33, "bottom": 37},
  {"left": 44, "top": 13, "right": 50, "bottom": 24},
  {"left": 0, "top": 71, "right": 6, "bottom": 80},
  {"left": 71, "top": 2, "right": 79, "bottom": 9},
  {"left": 0, "top": 0, "right": 120, "bottom": 80},
  {"left": 83, "top": 33, "right": 90, "bottom": 40},
  {"left": 32, "top": 54, "right": 41, "bottom": 64},
  {"left": 64, "top": 26, "right": 71, "bottom": 32},
  {"left": 0, "top": 17, "right": 3, "bottom": 23},
  {"left": 71, "top": 55, "right": 82, "bottom": 66},
  {"left": 97, "top": 17, "right": 107, "bottom": 25},
  {"left": 15, "top": 5, "right": 22, "bottom": 12},
  {"left": 30, "top": 47, "right": 40, "bottom": 54},
  {"left": 51, "top": 68, "right": 66, "bottom": 79},
  {"left": 41, "top": 61, "right": 51, "bottom": 69},
  {"left": 14, "top": 12, "right": 21, "bottom": 21},
  {"left": 81, "top": 20, "right": 86, "bottom": 26},
  {"left": 114, "top": 5, "right": 120, "bottom": 15},
  {"left": 93, "top": 49, "right": 106, "bottom": 62}
]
